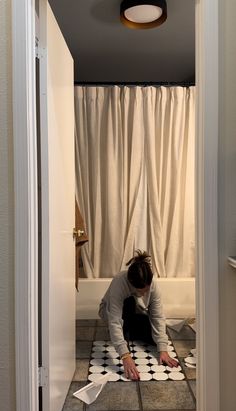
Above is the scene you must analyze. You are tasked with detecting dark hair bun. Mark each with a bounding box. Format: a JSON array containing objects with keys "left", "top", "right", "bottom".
[{"left": 127, "top": 250, "right": 153, "bottom": 289}]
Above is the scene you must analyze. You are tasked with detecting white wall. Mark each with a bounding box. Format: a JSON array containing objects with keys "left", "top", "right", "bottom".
[
  {"left": 218, "top": 1, "right": 236, "bottom": 409},
  {"left": 0, "top": 1, "right": 16, "bottom": 410}
]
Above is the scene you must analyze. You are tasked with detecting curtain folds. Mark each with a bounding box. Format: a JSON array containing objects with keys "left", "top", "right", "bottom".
[{"left": 74, "top": 86, "right": 195, "bottom": 278}]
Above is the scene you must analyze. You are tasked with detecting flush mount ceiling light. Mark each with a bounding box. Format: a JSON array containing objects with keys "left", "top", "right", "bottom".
[{"left": 120, "top": 0, "right": 167, "bottom": 29}]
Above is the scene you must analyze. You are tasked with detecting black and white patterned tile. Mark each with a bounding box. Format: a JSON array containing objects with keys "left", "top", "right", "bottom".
[{"left": 88, "top": 340, "right": 185, "bottom": 382}]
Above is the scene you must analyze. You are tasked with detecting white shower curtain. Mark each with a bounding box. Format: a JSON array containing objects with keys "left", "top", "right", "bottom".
[{"left": 74, "top": 86, "right": 195, "bottom": 278}]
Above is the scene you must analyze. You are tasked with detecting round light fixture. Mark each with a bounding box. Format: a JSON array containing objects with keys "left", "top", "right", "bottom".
[{"left": 120, "top": 0, "right": 167, "bottom": 29}]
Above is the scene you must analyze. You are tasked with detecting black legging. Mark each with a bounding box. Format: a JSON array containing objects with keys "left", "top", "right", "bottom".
[{"left": 122, "top": 296, "right": 155, "bottom": 345}]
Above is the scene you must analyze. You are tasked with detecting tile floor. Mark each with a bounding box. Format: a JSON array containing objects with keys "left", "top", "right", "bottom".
[{"left": 63, "top": 319, "right": 196, "bottom": 411}]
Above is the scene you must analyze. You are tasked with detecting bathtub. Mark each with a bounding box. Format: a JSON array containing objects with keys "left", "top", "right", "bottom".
[{"left": 76, "top": 278, "right": 195, "bottom": 319}]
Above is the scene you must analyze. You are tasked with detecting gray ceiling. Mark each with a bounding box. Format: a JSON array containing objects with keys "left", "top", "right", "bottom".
[{"left": 48, "top": 0, "right": 195, "bottom": 84}]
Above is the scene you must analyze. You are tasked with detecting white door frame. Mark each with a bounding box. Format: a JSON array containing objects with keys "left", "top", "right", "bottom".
[
  {"left": 195, "top": 1, "right": 219, "bottom": 410},
  {"left": 12, "top": 0, "right": 39, "bottom": 410},
  {"left": 12, "top": 1, "right": 219, "bottom": 411}
]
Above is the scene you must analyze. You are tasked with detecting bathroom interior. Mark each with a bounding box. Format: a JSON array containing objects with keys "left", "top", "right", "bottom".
[{"left": 48, "top": 0, "right": 196, "bottom": 410}]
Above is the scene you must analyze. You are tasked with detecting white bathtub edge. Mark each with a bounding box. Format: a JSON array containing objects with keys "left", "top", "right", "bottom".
[{"left": 76, "top": 278, "right": 195, "bottom": 319}]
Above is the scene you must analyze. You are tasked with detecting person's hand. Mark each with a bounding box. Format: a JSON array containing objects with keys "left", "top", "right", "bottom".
[
  {"left": 159, "top": 351, "right": 179, "bottom": 368},
  {"left": 122, "top": 356, "right": 140, "bottom": 380}
]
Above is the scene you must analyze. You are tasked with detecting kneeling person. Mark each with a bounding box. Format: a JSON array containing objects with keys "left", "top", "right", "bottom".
[{"left": 99, "top": 250, "right": 178, "bottom": 380}]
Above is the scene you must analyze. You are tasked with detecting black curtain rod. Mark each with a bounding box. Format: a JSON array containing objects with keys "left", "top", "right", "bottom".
[{"left": 74, "top": 81, "right": 195, "bottom": 87}]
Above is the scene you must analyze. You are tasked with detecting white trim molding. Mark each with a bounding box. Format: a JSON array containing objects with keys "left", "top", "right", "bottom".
[
  {"left": 12, "top": 0, "right": 39, "bottom": 411},
  {"left": 195, "top": 1, "right": 220, "bottom": 411}
]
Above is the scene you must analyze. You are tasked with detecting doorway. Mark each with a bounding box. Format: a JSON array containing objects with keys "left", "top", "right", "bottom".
[{"left": 12, "top": 1, "right": 220, "bottom": 411}]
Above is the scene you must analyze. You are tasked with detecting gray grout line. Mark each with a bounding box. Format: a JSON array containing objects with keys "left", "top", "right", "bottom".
[
  {"left": 185, "top": 378, "right": 197, "bottom": 404},
  {"left": 167, "top": 333, "right": 197, "bottom": 407},
  {"left": 137, "top": 380, "right": 144, "bottom": 411},
  {"left": 169, "top": 337, "right": 196, "bottom": 404}
]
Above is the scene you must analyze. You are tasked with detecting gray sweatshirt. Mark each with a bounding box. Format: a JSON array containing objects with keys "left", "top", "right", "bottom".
[{"left": 98, "top": 271, "right": 168, "bottom": 357}]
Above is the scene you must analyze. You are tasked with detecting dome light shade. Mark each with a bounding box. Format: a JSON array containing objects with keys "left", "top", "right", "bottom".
[{"left": 120, "top": 0, "right": 167, "bottom": 29}]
